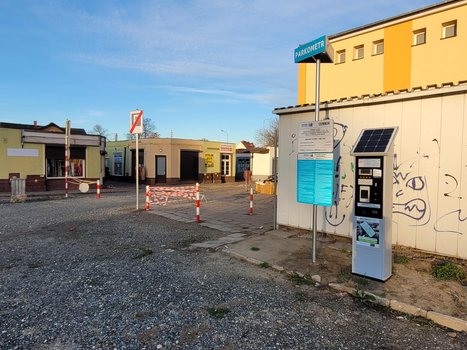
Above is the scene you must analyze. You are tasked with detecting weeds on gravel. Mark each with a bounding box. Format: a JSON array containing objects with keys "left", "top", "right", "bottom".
[
  {"left": 431, "top": 260, "right": 466, "bottom": 281},
  {"left": 354, "top": 276, "right": 369, "bottom": 287},
  {"left": 289, "top": 273, "right": 313, "bottom": 285},
  {"left": 260, "top": 261, "right": 270, "bottom": 268},
  {"left": 352, "top": 289, "right": 376, "bottom": 302},
  {"left": 250, "top": 247, "right": 260, "bottom": 251},
  {"left": 294, "top": 291, "right": 309, "bottom": 302},
  {"left": 207, "top": 307, "right": 230, "bottom": 319},
  {"left": 337, "top": 268, "right": 352, "bottom": 283},
  {"left": 393, "top": 255, "right": 409, "bottom": 264},
  {"left": 133, "top": 248, "right": 153, "bottom": 259}
]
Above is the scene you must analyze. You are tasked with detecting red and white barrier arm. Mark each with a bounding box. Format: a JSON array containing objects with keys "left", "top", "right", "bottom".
[
  {"left": 196, "top": 182, "right": 200, "bottom": 223},
  {"left": 249, "top": 187, "right": 253, "bottom": 216},
  {"left": 145, "top": 185, "right": 150, "bottom": 210},
  {"left": 96, "top": 180, "right": 101, "bottom": 199}
]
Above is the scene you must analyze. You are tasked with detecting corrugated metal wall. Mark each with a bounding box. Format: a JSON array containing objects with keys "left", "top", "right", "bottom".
[{"left": 276, "top": 86, "right": 467, "bottom": 259}]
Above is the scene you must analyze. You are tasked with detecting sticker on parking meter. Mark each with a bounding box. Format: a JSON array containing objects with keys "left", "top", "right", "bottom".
[{"left": 356, "top": 217, "right": 381, "bottom": 247}]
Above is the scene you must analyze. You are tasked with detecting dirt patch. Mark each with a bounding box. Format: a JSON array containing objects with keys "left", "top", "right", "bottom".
[{"left": 229, "top": 232, "right": 467, "bottom": 320}]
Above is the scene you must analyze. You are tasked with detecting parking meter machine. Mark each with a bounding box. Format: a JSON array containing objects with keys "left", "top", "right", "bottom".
[{"left": 350, "top": 127, "right": 398, "bottom": 281}]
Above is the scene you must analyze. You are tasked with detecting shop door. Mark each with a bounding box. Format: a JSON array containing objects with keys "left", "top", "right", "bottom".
[
  {"left": 180, "top": 151, "right": 199, "bottom": 181},
  {"left": 155, "top": 155, "right": 167, "bottom": 183}
]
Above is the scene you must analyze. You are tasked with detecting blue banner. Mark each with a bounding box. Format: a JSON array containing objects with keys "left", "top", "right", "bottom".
[{"left": 297, "top": 153, "right": 333, "bottom": 207}]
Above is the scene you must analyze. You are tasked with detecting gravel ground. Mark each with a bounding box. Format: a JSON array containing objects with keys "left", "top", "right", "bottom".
[{"left": 0, "top": 193, "right": 466, "bottom": 349}]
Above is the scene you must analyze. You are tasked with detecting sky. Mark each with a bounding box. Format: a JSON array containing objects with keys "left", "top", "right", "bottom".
[{"left": 0, "top": 0, "right": 438, "bottom": 144}]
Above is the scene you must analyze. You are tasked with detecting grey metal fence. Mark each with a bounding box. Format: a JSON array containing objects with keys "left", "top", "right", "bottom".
[{"left": 10, "top": 178, "right": 26, "bottom": 202}]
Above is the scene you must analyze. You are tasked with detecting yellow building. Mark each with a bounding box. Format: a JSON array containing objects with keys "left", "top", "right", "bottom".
[
  {"left": 0, "top": 122, "right": 105, "bottom": 192},
  {"left": 106, "top": 138, "right": 236, "bottom": 184},
  {"left": 298, "top": 0, "right": 467, "bottom": 104}
]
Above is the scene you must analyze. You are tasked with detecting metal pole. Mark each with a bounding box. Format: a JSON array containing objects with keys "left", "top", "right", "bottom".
[
  {"left": 312, "top": 58, "right": 321, "bottom": 263},
  {"left": 99, "top": 136, "right": 103, "bottom": 187},
  {"left": 273, "top": 125, "right": 278, "bottom": 230},
  {"left": 65, "top": 119, "right": 70, "bottom": 199},
  {"left": 136, "top": 133, "right": 139, "bottom": 210}
]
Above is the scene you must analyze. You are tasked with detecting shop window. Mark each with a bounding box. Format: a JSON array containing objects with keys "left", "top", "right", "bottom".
[
  {"left": 45, "top": 146, "right": 85, "bottom": 178},
  {"left": 442, "top": 20, "right": 457, "bottom": 39},
  {"left": 336, "top": 49, "right": 346, "bottom": 64},
  {"left": 373, "top": 40, "right": 384, "bottom": 55},
  {"left": 353, "top": 45, "right": 364, "bottom": 60},
  {"left": 47, "top": 159, "right": 84, "bottom": 178},
  {"left": 413, "top": 29, "right": 426, "bottom": 45},
  {"left": 221, "top": 154, "right": 231, "bottom": 176},
  {"left": 113, "top": 152, "right": 123, "bottom": 176}
]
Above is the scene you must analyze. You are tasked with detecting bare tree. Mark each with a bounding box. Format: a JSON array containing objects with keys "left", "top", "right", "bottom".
[
  {"left": 89, "top": 124, "right": 108, "bottom": 137},
  {"left": 126, "top": 117, "right": 160, "bottom": 139},
  {"left": 255, "top": 118, "right": 278, "bottom": 147},
  {"left": 142, "top": 117, "right": 160, "bottom": 138}
]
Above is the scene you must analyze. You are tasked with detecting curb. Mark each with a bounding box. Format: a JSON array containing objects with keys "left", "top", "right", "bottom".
[
  {"left": 222, "top": 249, "right": 467, "bottom": 333},
  {"left": 327, "top": 284, "right": 467, "bottom": 332}
]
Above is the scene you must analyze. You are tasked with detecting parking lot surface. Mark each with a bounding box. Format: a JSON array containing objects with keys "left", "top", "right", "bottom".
[{"left": 0, "top": 190, "right": 465, "bottom": 349}]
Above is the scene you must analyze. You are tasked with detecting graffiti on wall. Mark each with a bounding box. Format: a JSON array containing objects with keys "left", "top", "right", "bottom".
[
  {"left": 392, "top": 154, "right": 432, "bottom": 226},
  {"left": 320, "top": 123, "right": 466, "bottom": 236}
]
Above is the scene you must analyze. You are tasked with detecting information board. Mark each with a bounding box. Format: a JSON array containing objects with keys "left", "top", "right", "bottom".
[
  {"left": 297, "top": 153, "right": 333, "bottom": 206},
  {"left": 298, "top": 120, "right": 334, "bottom": 153}
]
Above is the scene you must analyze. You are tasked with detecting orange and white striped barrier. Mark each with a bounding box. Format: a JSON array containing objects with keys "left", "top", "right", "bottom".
[
  {"left": 96, "top": 180, "right": 101, "bottom": 199},
  {"left": 145, "top": 185, "right": 150, "bottom": 210},
  {"left": 196, "top": 182, "right": 200, "bottom": 223},
  {"left": 249, "top": 187, "right": 253, "bottom": 216},
  {"left": 146, "top": 185, "right": 205, "bottom": 223}
]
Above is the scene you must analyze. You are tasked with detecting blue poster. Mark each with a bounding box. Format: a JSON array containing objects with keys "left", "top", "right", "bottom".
[{"left": 297, "top": 153, "right": 333, "bottom": 207}]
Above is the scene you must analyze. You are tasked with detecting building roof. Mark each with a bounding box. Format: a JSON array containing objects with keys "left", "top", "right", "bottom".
[
  {"left": 237, "top": 140, "right": 255, "bottom": 150},
  {"left": 274, "top": 80, "right": 467, "bottom": 114},
  {"left": 329, "top": 0, "right": 461, "bottom": 40},
  {"left": 0, "top": 122, "right": 88, "bottom": 135}
]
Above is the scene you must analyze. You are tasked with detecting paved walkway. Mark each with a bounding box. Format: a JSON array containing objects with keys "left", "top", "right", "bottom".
[{"left": 146, "top": 182, "right": 274, "bottom": 235}]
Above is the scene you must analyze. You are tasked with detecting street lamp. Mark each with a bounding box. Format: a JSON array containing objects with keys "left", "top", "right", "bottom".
[{"left": 220, "top": 129, "right": 229, "bottom": 142}]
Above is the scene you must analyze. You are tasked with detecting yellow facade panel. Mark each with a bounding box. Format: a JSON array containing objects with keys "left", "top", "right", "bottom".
[
  {"left": 299, "top": 2, "right": 467, "bottom": 103},
  {"left": 383, "top": 21, "right": 412, "bottom": 92},
  {"left": 411, "top": 6, "right": 467, "bottom": 87},
  {"left": 85, "top": 147, "right": 101, "bottom": 178},
  {"left": 297, "top": 63, "right": 307, "bottom": 105},
  {"left": 305, "top": 28, "right": 385, "bottom": 103},
  {"left": 0, "top": 129, "right": 44, "bottom": 179}
]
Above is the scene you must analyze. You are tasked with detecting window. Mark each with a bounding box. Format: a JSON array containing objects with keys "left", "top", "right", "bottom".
[
  {"left": 45, "top": 146, "right": 85, "bottom": 178},
  {"left": 442, "top": 20, "right": 457, "bottom": 39},
  {"left": 336, "top": 49, "right": 346, "bottom": 64},
  {"left": 113, "top": 152, "right": 123, "bottom": 176},
  {"left": 47, "top": 159, "right": 84, "bottom": 178},
  {"left": 413, "top": 29, "right": 426, "bottom": 45},
  {"left": 221, "top": 154, "right": 231, "bottom": 176},
  {"left": 373, "top": 40, "right": 384, "bottom": 55},
  {"left": 354, "top": 45, "right": 364, "bottom": 60}
]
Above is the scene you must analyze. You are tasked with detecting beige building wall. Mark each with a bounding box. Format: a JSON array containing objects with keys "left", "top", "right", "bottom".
[{"left": 107, "top": 138, "right": 236, "bottom": 182}]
